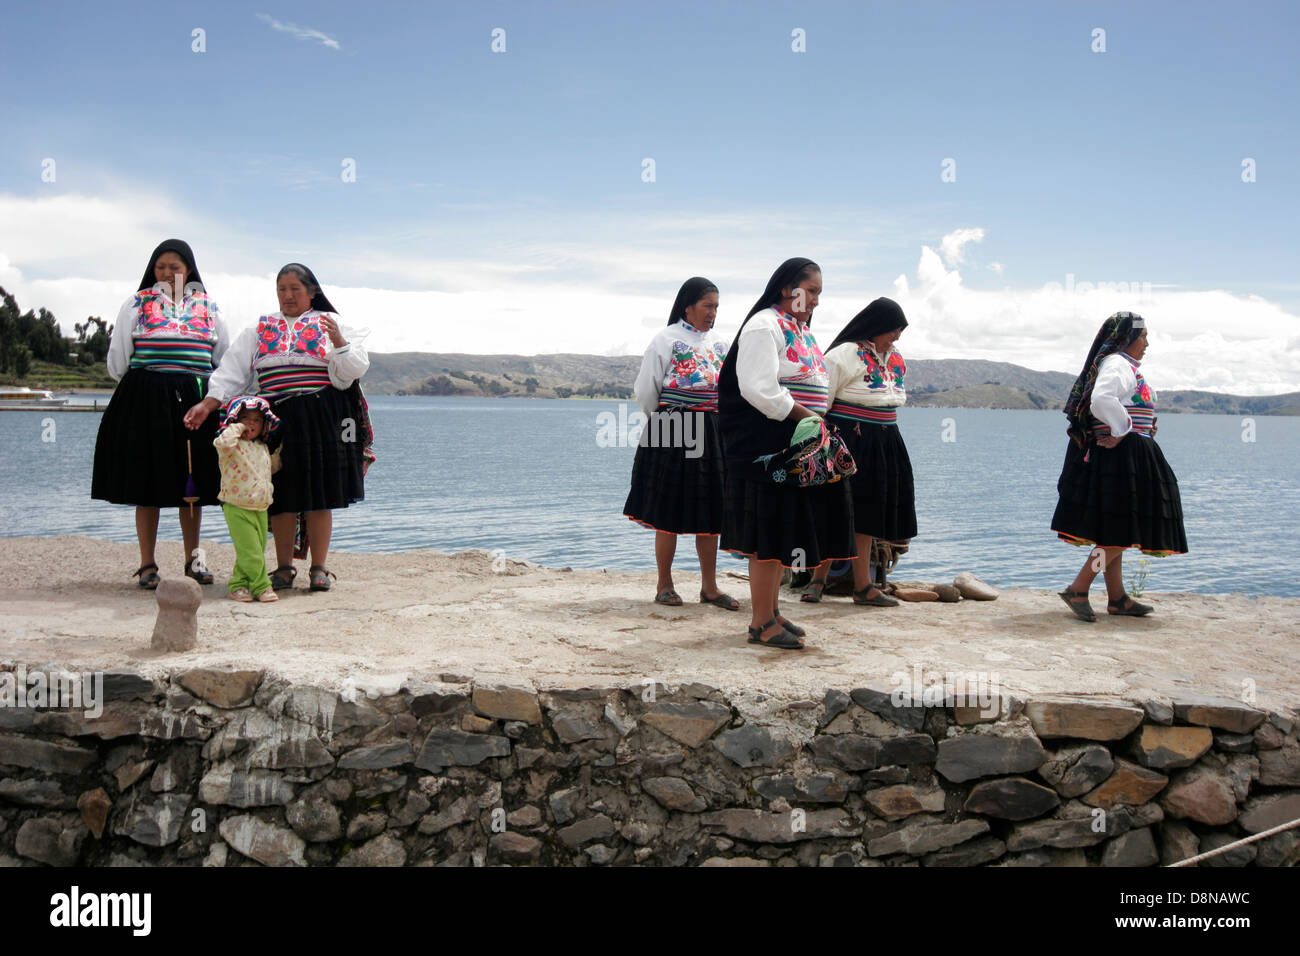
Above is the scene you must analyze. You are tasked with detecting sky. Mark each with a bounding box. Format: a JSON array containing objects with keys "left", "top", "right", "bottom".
[{"left": 1, "top": 0, "right": 1297, "bottom": 394}]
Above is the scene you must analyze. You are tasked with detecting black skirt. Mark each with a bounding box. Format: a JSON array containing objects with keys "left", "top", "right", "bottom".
[
  {"left": 721, "top": 473, "right": 857, "bottom": 567},
  {"left": 91, "top": 368, "right": 221, "bottom": 508},
  {"left": 830, "top": 415, "right": 917, "bottom": 541},
  {"left": 268, "top": 386, "right": 366, "bottom": 515},
  {"left": 1051, "top": 434, "right": 1187, "bottom": 555},
  {"left": 622, "top": 409, "right": 725, "bottom": 535}
]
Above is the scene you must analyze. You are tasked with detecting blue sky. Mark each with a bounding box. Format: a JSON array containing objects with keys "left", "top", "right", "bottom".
[{"left": 2, "top": 1, "right": 1297, "bottom": 391}]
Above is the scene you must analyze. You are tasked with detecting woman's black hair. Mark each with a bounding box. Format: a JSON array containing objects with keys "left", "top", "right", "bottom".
[
  {"left": 745, "top": 257, "right": 821, "bottom": 321},
  {"left": 828, "top": 297, "right": 908, "bottom": 352},
  {"left": 138, "top": 239, "right": 204, "bottom": 293},
  {"left": 668, "top": 277, "right": 719, "bottom": 326},
  {"left": 277, "top": 263, "right": 339, "bottom": 313}
]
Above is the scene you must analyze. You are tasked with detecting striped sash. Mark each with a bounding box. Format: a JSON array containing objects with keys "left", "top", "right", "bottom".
[
  {"left": 129, "top": 336, "right": 215, "bottom": 374},
  {"left": 828, "top": 401, "right": 898, "bottom": 425},
  {"left": 1092, "top": 406, "right": 1155, "bottom": 437},
  {"left": 785, "top": 381, "right": 829, "bottom": 414},
  {"left": 257, "top": 365, "right": 333, "bottom": 398},
  {"left": 658, "top": 386, "right": 718, "bottom": 412}
]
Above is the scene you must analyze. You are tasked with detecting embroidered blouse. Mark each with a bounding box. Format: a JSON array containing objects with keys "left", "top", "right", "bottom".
[
  {"left": 824, "top": 341, "right": 907, "bottom": 408},
  {"left": 632, "top": 320, "right": 730, "bottom": 415},
  {"left": 213, "top": 422, "right": 283, "bottom": 511},
  {"left": 734, "top": 307, "right": 830, "bottom": 419},
  {"left": 208, "top": 309, "right": 369, "bottom": 405},
  {"left": 106, "top": 286, "right": 228, "bottom": 381},
  {"left": 1090, "top": 352, "right": 1156, "bottom": 438}
]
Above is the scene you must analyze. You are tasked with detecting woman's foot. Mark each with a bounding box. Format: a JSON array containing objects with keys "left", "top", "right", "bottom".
[
  {"left": 774, "top": 608, "right": 805, "bottom": 638},
  {"left": 1058, "top": 588, "right": 1097, "bottom": 622},
  {"left": 654, "top": 589, "right": 683, "bottom": 606},
  {"left": 1107, "top": 593, "right": 1153, "bottom": 616},
  {"left": 700, "top": 590, "right": 740, "bottom": 611},
  {"left": 309, "top": 565, "right": 336, "bottom": 592},
  {"left": 270, "top": 565, "right": 297, "bottom": 591},
  {"left": 800, "top": 580, "right": 826, "bottom": 603},
  {"left": 134, "top": 563, "right": 160, "bottom": 590},
  {"left": 185, "top": 558, "right": 214, "bottom": 586},
  {"left": 746, "top": 617, "right": 804, "bottom": 650},
  {"left": 229, "top": 588, "right": 253, "bottom": 602},
  {"left": 852, "top": 586, "right": 899, "bottom": 607}
]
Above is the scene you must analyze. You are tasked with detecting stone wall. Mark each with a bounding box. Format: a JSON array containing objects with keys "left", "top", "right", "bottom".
[{"left": 1, "top": 667, "right": 1298, "bottom": 866}]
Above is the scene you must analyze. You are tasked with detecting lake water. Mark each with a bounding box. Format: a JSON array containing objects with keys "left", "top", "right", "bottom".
[{"left": 2, "top": 396, "right": 1297, "bottom": 596}]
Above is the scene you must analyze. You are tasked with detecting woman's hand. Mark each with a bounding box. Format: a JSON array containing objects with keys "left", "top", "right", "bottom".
[
  {"left": 1096, "top": 434, "right": 1124, "bottom": 448},
  {"left": 184, "top": 397, "right": 220, "bottom": 430},
  {"left": 320, "top": 314, "right": 347, "bottom": 348}
]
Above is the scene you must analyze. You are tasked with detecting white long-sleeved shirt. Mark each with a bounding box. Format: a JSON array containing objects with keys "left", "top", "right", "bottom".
[
  {"left": 735, "top": 307, "right": 829, "bottom": 421},
  {"left": 106, "top": 286, "right": 228, "bottom": 381},
  {"left": 214, "top": 422, "right": 283, "bottom": 511},
  {"left": 208, "top": 310, "right": 369, "bottom": 404},
  {"left": 1090, "top": 351, "right": 1152, "bottom": 438},
  {"left": 632, "top": 320, "right": 730, "bottom": 416},
  {"left": 824, "top": 341, "right": 907, "bottom": 408}
]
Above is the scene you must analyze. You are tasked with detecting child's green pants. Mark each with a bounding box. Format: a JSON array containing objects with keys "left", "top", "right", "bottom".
[{"left": 222, "top": 502, "right": 271, "bottom": 596}]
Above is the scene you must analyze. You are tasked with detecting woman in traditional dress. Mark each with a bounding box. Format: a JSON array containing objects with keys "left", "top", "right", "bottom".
[
  {"left": 623, "top": 277, "right": 739, "bottom": 611},
  {"left": 1052, "top": 312, "right": 1187, "bottom": 621},
  {"left": 92, "top": 239, "right": 226, "bottom": 588},
  {"left": 185, "top": 264, "right": 370, "bottom": 592},
  {"left": 718, "top": 258, "right": 857, "bottom": 650},
  {"left": 802, "top": 297, "right": 914, "bottom": 607}
]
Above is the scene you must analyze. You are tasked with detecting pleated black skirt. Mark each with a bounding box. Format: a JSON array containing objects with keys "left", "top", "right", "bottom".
[
  {"left": 622, "top": 409, "right": 725, "bottom": 535},
  {"left": 268, "top": 386, "right": 366, "bottom": 515},
  {"left": 830, "top": 415, "right": 917, "bottom": 541},
  {"left": 91, "top": 368, "right": 221, "bottom": 508},
  {"left": 1051, "top": 435, "right": 1187, "bottom": 555},
  {"left": 721, "top": 472, "right": 857, "bottom": 567}
]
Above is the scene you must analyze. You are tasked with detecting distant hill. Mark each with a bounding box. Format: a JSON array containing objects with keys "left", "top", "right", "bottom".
[{"left": 364, "top": 351, "right": 1300, "bottom": 415}]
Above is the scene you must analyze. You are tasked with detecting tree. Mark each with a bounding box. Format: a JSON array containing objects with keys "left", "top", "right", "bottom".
[
  {"left": 13, "top": 344, "right": 31, "bottom": 377},
  {"left": 524, "top": 376, "right": 539, "bottom": 395},
  {"left": 555, "top": 386, "right": 573, "bottom": 399}
]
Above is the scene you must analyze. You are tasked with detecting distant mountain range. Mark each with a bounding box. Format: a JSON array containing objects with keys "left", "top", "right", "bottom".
[{"left": 365, "top": 352, "right": 1300, "bottom": 416}]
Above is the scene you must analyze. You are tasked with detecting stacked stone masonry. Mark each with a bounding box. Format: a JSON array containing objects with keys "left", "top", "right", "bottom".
[{"left": 1, "top": 667, "right": 1298, "bottom": 867}]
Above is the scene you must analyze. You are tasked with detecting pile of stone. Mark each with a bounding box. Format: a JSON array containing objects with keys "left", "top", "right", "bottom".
[
  {"left": 889, "top": 572, "right": 1000, "bottom": 603},
  {"left": 0, "top": 665, "right": 1296, "bottom": 867}
]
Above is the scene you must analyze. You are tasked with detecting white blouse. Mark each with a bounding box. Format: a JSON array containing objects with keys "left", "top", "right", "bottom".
[
  {"left": 208, "top": 309, "right": 369, "bottom": 404},
  {"left": 824, "top": 341, "right": 907, "bottom": 408},
  {"left": 632, "top": 320, "right": 730, "bottom": 416},
  {"left": 1090, "top": 351, "right": 1150, "bottom": 438},
  {"left": 735, "top": 307, "right": 829, "bottom": 421},
  {"left": 106, "top": 286, "right": 229, "bottom": 381}
]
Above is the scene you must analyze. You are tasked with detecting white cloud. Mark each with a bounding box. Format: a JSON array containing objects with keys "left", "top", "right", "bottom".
[
  {"left": 256, "top": 13, "right": 341, "bottom": 51},
  {"left": 2, "top": 199, "right": 1297, "bottom": 395},
  {"left": 938, "top": 227, "right": 985, "bottom": 267}
]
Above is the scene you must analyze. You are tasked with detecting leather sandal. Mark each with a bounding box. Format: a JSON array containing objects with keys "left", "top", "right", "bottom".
[
  {"left": 270, "top": 565, "right": 297, "bottom": 591},
  {"left": 134, "top": 563, "right": 160, "bottom": 590},
  {"left": 774, "top": 607, "right": 805, "bottom": 638},
  {"left": 700, "top": 591, "right": 740, "bottom": 611},
  {"left": 185, "top": 558, "right": 214, "bottom": 586},
  {"left": 1058, "top": 588, "right": 1096, "bottom": 622},
  {"left": 800, "top": 580, "right": 826, "bottom": 603},
  {"left": 853, "top": 586, "right": 899, "bottom": 607},
  {"left": 654, "top": 589, "right": 683, "bottom": 606},
  {"left": 747, "top": 617, "right": 803, "bottom": 650},
  {"left": 309, "top": 565, "right": 336, "bottom": 592},
  {"left": 1108, "top": 593, "right": 1153, "bottom": 616}
]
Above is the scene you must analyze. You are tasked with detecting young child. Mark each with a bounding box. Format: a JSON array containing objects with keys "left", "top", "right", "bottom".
[{"left": 214, "top": 396, "right": 283, "bottom": 602}]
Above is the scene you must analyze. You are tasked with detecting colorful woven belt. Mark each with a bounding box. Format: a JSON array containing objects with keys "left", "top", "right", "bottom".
[
  {"left": 256, "top": 365, "right": 333, "bottom": 398},
  {"left": 1092, "top": 406, "right": 1155, "bottom": 437},
  {"left": 785, "top": 381, "right": 829, "bottom": 414},
  {"left": 128, "top": 336, "right": 214, "bottom": 375},
  {"left": 827, "top": 401, "right": 898, "bottom": 425},
  {"left": 658, "top": 386, "right": 718, "bottom": 412}
]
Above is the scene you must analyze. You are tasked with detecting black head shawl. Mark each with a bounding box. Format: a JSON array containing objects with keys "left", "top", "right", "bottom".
[
  {"left": 1063, "top": 311, "right": 1147, "bottom": 447},
  {"left": 137, "top": 239, "right": 204, "bottom": 293},
  {"left": 745, "top": 257, "right": 821, "bottom": 321},
  {"left": 829, "top": 297, "right": 908, "bottom": 352},
  {"left": 277, "top": 263, "right": 339, "bottom": 314},
  {"left": 667, "top": 277, "right": 719, "bottom": 326}
]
